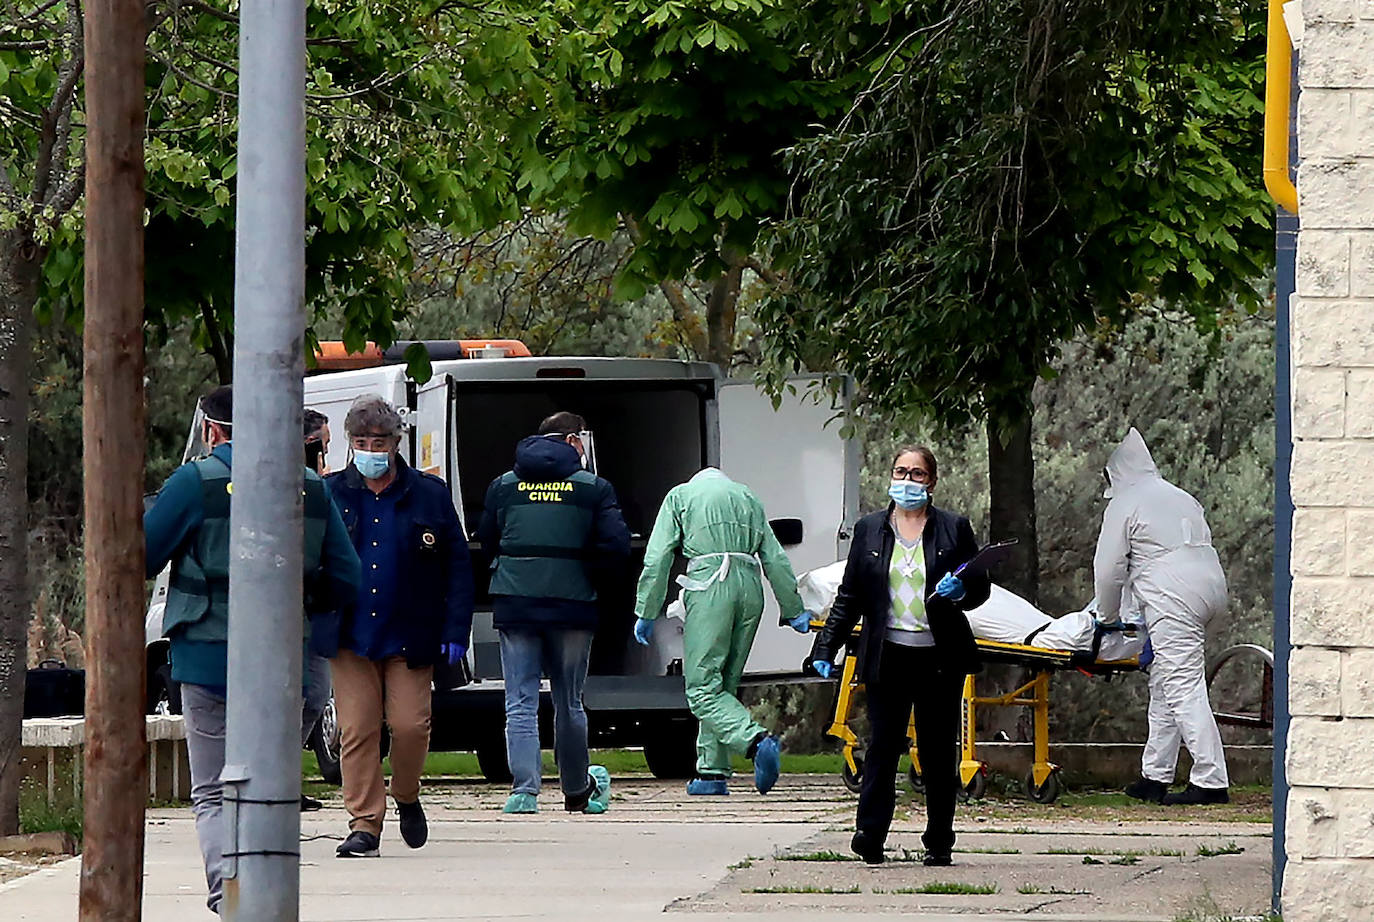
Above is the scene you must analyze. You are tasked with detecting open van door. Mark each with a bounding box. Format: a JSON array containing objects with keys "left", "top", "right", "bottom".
[
  {"left": 412, "top": 373, "right": 462, "bottom": 524},
  {"left": 717, "top": 377, "right": 856, "bottom": 676}
]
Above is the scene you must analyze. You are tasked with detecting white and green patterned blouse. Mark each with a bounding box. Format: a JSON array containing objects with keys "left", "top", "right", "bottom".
[{"left": 886, "top": 517, "right": 935, "bottom": 647}]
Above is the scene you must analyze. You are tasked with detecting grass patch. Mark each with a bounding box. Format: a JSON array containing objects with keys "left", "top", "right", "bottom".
[
  {"left": 1196, "top": 841, "right": 1245, "bottom": 858},
  {"left": 18, "top": 777, "right": 82, "bottom": 843},
  {"left": 979, "top": 826, "right": 1037, "bottom": 835},
  {"left": 1018, "top": 884, "right": 1090, "bottom": 895},
  {"left": 892, "top": 881, "right": 999, "bottom": 895},
  {"left": 1043, "top": 846, "right": 1183, "bottom": 859},
  {"left": 955, "top": 846, "right": 1022, "bottom": 854},
  {"left": 304, "top": 748, "right": 842, "bottom": 780},
  {"left": 1172, "top": 895, "right": 1280, "bottom": 921},
  {"left": 778, "top": 850, "right": 854, "bottom": 862},
  {"left": 744, "top": 885, "right": 861, "bottom": 895},
  {"left": 727, "top": 857, "right": 756, "bottom": 870}
]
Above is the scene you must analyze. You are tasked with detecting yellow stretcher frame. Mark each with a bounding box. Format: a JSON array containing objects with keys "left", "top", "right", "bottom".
[{"left": 821, "top": 626, "right": 1140, "bottom": 803}]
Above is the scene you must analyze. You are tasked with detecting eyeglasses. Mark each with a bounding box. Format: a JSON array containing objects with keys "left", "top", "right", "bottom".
[{"left": 892, "top": 466, "right": 933, "bottom": 483}]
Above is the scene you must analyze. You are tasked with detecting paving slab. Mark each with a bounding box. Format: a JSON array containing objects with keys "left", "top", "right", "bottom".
[{"left": 0, "top": 775, "right": 1272, "bottom": 921}]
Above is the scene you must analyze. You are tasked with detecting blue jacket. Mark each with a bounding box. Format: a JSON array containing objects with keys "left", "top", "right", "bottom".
[
  {"left": 476, "top": 436, "right": 630, "bottom": 630},
  {"left": 312, "top": 457, "right": 475, "bottom": 668}
]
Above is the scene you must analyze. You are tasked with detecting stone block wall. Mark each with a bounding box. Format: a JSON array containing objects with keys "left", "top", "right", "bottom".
[{"left": 1287, "top": 1, "right": 1374, "bottom": 919}]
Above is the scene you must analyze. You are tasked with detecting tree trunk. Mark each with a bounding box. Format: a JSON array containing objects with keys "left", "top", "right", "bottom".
[
  {"left": 0, "top": 229, "right": 42, "bottom": 836},
  {"left": 79, "top": 0, "right": 148, "bottom": 914},
  {"left": 986, "top": 403, "right": 1040, "bottom": 603},
  {"left": 704, "top": 252, "right": 745, "bottom": 371},
  {"left": 200, "top": 302, "right": 233, "bottom": 384},
  {"left": 979, "top": 393, "right": 1041, "bottom": 743}
]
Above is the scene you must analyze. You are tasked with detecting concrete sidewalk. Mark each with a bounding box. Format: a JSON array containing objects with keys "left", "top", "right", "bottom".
[{"left": 0, "top": 775, "right": 1272, "bottom": 921}]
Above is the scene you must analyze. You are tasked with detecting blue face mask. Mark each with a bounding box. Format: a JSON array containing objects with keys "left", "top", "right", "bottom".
[
  {"left": 354, "top": 449, "right": 392, "bottom": 480},
  {"left": 889, "top": 480, "right": 929, "bottom": 510}
]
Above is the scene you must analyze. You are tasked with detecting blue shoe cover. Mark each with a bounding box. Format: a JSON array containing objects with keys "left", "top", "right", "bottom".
[
  {"left": 584, "top": 765, "right": 611, "bottom": 814},
  {"left": 753, "top": 736, "right": 781, "bottom": 794},
  {"left": 502, "top": 793, "right": 539, "bottom": 814},
  {"left": 686, "top": 778, "right": 730, "bottom": 796}
]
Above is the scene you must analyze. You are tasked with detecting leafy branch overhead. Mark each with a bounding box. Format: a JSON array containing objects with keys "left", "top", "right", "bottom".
[
  {"left": 2, "top": 0, "right": 614, "bottom": 370},
  {"left": 755, "top": 0, "right": 1274, "bottom": 430}
]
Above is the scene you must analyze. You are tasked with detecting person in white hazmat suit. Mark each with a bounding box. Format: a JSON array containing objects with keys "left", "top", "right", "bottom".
[{"left": 1095, "top": 428, "right": 1231, "bottom": 805}]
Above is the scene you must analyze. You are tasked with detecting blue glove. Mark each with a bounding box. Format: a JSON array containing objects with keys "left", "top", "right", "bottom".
[
  {"left": 441, "top": 643, "right": 466, "bottom": 666},
  {"left": 633, "top": 618, "right": 655, "bottom": 646},
  {"left": 812, "top": 660, "right": 833, "bottom": 679},
  {"left": 935, "top": 573, "right": 966, "bottom": 601},
  {"left": 788, "top": 611, "right": 814, "bottom": 634}
]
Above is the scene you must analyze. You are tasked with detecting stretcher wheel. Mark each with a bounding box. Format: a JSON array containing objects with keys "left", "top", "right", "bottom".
[
  {"left": 841, "top": 750, "right": 865, "bottom": 794},
  {"left": 907, "top": 766, "right": 925, "bottom": 794},
  {"left": 1024, "top": 769, "right": 1062, "bottom": 804},
  {"left": 958, "top": 770, "right": 987, "bottom": 803}
]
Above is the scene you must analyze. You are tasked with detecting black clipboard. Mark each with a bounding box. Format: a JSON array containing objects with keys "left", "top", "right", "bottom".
[{"left": 925, "top": 538, "right": 1018, "bottom": 602}]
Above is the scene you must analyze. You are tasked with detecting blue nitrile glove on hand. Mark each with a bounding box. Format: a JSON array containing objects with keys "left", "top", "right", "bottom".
[
  {"left": 633, "top": 618, "right": 655, "bottom": 646},
  {"left": 934, "top": 573, "right": 966, "bottom": 601},
  {"left": 441, "top": 643, "right": 466, "bottom": 666},
  {"left": 812, "top": 660, "right": 833, "bottom": 679},
  {"left": 788, "top": 611, "right": 814, "bottom": 634}
]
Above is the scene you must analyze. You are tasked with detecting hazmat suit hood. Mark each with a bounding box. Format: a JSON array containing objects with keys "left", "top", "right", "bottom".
[
  {"left": 689, "top": 467, "right": 730, "bottom": 484},
  {"left": 512, "top": 435, "right": 581, "bottom": 481},
  {"left": 1104, "top": 428, "right": 1160, "bottom": 498}
]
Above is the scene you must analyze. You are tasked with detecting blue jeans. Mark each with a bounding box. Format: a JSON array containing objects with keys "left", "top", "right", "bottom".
[{"left": 499, "top": 627, "right": 594, "bottom": 797}]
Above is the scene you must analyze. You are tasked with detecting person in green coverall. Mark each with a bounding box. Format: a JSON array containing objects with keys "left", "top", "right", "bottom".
[{"left": 632, "top": 467, "right": 811, "bottom": 795}]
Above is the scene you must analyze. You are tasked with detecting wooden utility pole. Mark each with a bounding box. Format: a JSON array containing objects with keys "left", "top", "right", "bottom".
[{"left": 79, "top": 0, "right": 147, "bottom": 918}]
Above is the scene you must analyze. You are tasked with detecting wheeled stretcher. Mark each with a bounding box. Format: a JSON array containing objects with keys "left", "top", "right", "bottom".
[{"left": 817, "top": 620, "right": 1142, "bottom": 804}]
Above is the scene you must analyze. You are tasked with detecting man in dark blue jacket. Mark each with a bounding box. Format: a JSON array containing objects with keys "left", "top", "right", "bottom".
[
  {"left": 477, "top": 411, "right": 630, "bottom": 815},
  {"left": 314, "top": 395, "right": 474, "bottom": 858}
]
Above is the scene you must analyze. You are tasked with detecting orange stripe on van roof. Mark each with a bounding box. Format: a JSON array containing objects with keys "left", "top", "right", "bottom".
[{"left": 312, "top": 339, "right": 532, "bottom": 371}]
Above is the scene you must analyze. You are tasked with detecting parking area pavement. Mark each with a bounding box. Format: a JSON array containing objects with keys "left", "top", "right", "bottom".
[{"left": 0, "top": 775, "right": 1272, "bottom": 921}]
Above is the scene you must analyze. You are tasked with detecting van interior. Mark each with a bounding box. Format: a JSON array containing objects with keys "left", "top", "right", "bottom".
[{"left": 451, "top": 380, "right": 711, "bottom": 678}]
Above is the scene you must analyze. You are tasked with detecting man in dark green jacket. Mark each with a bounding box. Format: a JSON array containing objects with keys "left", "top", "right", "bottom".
[
  {"left": 477, "top": 411, "right": 630, "bottom": 815},
  {"left": 144, "top": 386, "right": 359, "bottom": 914}
]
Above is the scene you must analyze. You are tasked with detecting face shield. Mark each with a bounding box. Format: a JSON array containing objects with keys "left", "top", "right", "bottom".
[
  {"left": 575, "top": 429, "right": 597, "bottom": 474},
  {"left": 184, "top": 405, "right": 210, "bottom": 462}
]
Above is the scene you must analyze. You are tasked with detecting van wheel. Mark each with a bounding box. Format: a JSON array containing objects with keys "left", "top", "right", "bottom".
[
  {"left": 309, "top": 697, "right": 342, "bottom": 786},
  {"left": 643, "top": 718, "right": 697, "bottom": 779},
  {"left": 147, "top": 664, "right": 182, "bottom": 716},
  {"left": 476, "top": 739, "right": 513, "bottom": 784}
]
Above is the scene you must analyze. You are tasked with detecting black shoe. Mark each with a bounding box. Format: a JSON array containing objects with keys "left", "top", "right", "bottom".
[
  {"left": 851, "top": 830, "right": 884, "bottom": 866},
  {"left": 923, "top": 851, "right": 953, "bottom": 867},
  {"left": 1163, "top": 783, "right": 1230, "bottom": 806},
  {"left": 1124, "top": 777, "right": 1170, "bottom": 804},
  {"left": 397, "top": 799, "right": 428, "bottom": 848},
  {"left": 300, "top": 794, "right": 323, "bottom": 812},
  {"left": 335, "top": 830, "right": 380, "bottom": 858}
]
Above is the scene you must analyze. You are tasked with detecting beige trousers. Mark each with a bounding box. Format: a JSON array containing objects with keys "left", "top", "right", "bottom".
[{"left": 330, "top": 650, "right": 433, "bottom": 836}]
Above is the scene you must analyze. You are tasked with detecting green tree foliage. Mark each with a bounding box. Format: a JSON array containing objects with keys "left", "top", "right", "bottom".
[
  {"left": 754, "top": 0, "right": 1273, "bottom": 599},
  {"left": 760, "top": 0, "right": 1273, "bottom": 426},
  {"left": 509, "top": 0, "right": 858, "bottom": 364},
  {"left": 390, "top": 217, "right": 686, "bottom": 359}
]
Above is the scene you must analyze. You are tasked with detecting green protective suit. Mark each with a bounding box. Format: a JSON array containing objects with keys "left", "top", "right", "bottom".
[{"left": 634, "top": 468, "right": 806, "bottom": 775}]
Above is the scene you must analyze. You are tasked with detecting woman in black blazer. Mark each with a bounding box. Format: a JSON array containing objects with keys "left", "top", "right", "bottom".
[{"left": 810, "top": 445, "right": 990, "bottom": 867}]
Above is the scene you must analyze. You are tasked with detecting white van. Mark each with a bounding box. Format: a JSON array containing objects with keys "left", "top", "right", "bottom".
[{"left": 148, "top": 341, "right": 858, "bottom": 780}]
